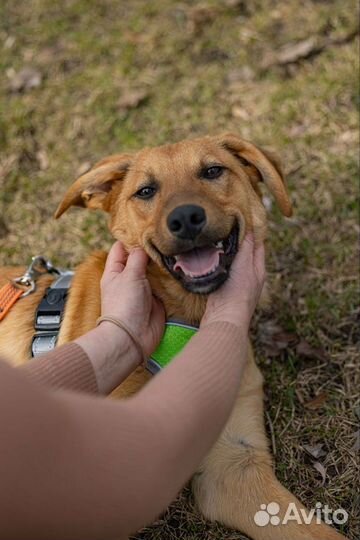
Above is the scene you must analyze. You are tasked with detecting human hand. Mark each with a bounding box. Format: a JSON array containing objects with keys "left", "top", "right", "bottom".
[
  {"left": 100, "top": 241, "right": 165, "bottom": 358},
  {"left": 201, "top": 233, "right": 265, "bottom": 330}
]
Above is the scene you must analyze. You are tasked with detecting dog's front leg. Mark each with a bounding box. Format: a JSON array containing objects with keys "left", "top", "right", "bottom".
[{"left": 192, "top": 344, "right": 347, "bottom": 540}]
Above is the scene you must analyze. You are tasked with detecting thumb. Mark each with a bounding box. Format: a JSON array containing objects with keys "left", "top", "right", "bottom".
[
  {"left": 230, "top": 233, "right": 254, "bottom": 274},
  {"left": 104, "top": 241, "right": 128, "bottom": 275},
  {"left": 254, "top": 241, "right": 265, "bottom": 277},
  {"left": 124, "top": 248, "right": 149, "bottom": 279}
]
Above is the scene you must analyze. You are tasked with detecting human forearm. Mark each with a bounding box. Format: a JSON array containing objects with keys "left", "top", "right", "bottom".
[
  {"left": 92, "top": 321, "right": 248, "bottom": 533},
  {"left": 85, "top": 321, "right": 248, "bottom": 533},
  {"left": 21, "top": 324, "right": 141, "bottom": 396},
  {"left": 132, "top": 322, "right": 248, "bottom": 500},
  {"left": 21, "top": 342, "right": 98, "bottom": 394},
  {"left": 75, "top": 322, "right": 141, "bottom": 394},
  {"left": 0, "top": 322, "right": 248, "bottom": 539}
]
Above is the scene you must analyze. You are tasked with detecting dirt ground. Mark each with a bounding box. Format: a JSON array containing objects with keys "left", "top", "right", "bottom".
[{"left": 0, "top": 1, "right": 359, "bottom": 539}]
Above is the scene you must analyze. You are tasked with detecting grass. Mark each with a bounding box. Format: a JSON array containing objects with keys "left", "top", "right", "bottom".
[{"left": 0, "top": 0, "right": 359, "bottom": 538}]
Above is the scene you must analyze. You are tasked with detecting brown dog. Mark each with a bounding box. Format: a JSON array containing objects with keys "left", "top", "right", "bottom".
[{"left": 0, "top": 134, "right": 346, "bottom": 539}]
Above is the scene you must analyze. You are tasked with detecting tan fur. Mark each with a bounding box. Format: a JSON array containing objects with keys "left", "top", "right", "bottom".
[{"left": 0, "top": 134, "right": 346, "bottom": 539}]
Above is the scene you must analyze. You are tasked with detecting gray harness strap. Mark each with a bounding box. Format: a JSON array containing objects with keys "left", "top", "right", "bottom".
[{"left": 31, "top": 271, "right": 74, "bottom": 357}]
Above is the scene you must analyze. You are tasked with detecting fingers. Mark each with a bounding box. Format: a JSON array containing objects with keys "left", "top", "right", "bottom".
[
  {"left": 124, "top": 248, "right": 149, "bottom": 279},
  {"left": 254, "top": 241, "right": 266, "bottom": 280},
  {"left": 230, "top": 232, "right": 254, "bottom": 274},
  {"left": 104, "top": 241, "right": 128, "bottom": 275},
  {"left": 240, "top": 232, "right": 255, "bottom": 257},
  {"left": 104, "top": 242, "right": 149, "bottom": 282},
  {"left": 228, "top": 233, "right": 266, "bottom": 286}
]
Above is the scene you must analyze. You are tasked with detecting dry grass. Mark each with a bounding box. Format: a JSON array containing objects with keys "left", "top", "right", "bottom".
[{"left": 0, "top": 0, "right": 359, "bottom": 538}]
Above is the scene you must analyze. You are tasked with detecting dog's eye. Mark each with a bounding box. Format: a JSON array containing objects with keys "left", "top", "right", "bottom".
[
  {"left": 202, "top": 166, "right": 224, "bottom": 180},
  {"left": 134, "top": 186, "right": 157, "bottom": 200}
]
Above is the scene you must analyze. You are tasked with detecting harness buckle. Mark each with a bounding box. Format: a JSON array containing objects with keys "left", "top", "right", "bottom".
[
  {"left": 31, "top": 331, "right": 59, "bottom": 356},
  {"left": 31, "top": 272, "right": 74, "bottom": 358},
  {"left": 12, "top": 256, "right": 60, "bottom": 297}
]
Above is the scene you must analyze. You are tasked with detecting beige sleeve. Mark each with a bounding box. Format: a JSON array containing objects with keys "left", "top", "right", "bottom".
[
  {"left": 21, "top": 342, "right": 98, "bottom": 394},
  {"left": 0, "top": 321, "right": 246, "bottom": 540}
]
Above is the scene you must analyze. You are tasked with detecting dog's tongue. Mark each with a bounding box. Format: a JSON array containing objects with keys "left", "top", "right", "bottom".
[{"left": 174, "top": 246, "right": 223, "bottom": 277}]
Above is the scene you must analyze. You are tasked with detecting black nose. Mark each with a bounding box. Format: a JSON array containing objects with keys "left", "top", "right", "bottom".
[{"left": 167, "top": 204, "right": 207, "bottom": 240}]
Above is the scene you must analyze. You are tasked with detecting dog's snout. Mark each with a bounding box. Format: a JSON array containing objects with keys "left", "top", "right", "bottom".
[{"left": 167, "top": 204, "right": 206, "bottom": 240}]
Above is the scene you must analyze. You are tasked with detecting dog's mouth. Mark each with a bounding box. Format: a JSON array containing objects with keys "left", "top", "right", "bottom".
[{"left": 155, "top": 222, "right": 239, "bottom": 294}]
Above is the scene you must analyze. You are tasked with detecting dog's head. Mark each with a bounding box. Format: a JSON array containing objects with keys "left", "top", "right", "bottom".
[{"left": 55, "top": 134, "right": 292, "bottom": 295}]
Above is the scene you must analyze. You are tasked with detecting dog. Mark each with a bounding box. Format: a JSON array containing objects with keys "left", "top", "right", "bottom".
[{"left": 0, "top": 134, "right": 346, "bottom": 539}]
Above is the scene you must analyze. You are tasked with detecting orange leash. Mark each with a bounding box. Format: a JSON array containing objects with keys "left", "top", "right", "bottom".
[
  {"left": 0, "top": 256, "right": 62, "bottom": 322},
  {"left": 0, "top": 282, "right": 24, "bottom": 321}
]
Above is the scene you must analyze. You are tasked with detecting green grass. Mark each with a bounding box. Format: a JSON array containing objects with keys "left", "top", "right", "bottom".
[{"left": 0, "top": 0, "right": 359, "bottom": 538}]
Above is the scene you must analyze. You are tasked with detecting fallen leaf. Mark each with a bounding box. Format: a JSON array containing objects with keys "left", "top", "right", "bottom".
[
  {"left": 338, "top": 130, "right": 359, "bottom": 144},
  {"left": 273, "top": 331, "right": 298, "bottom": 348},
  {"left": 303, "top": 443, "right": 327, "bottom": 459},
  {"left": 296, "top": 340, "right": 329, "bottom": 361},
  {"left": 259, "top": 320, "right": 298, "bottom": 357},
  {"left": 231, "top": 106, "right": 250, "bottom": 120},
  {"left": 261, "top": 37, "right": 320, "bottom": 69},
  {"left": 261, "top": 28, "right": 358, "bottom": 72},
  {"left": 304, "top": 392, "right": 328, "bottom": 410},
  {"left": 8, "top": 66, "right": 42, "bottom": 93},
  {"left": 4, "top": 35, "right": 15, "bottom": 49},
  {"left": 313, "top": 461, "right": 327, "bottom": 486},
  {"left": 276, "top": 37, "right": 319, "bottom": 65},
  {"left": 117, "top": 89, "right": 149, "bottom": 111}
]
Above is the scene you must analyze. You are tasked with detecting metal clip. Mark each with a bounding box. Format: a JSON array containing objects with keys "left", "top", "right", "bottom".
[{"left": 13, "top": 256, "right": 60, "bottom": 297}]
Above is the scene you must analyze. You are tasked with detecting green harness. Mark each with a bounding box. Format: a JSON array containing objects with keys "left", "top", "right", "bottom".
[{"left": 147, "top": 320, "right": 198, "bottom": 374}]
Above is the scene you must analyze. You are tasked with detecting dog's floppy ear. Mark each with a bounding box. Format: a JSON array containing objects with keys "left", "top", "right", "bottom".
[
  {"left": 54, "top": 153, "right": 133, "bottom": 218},
  {"left": 219, "top": 133, "right": 292, "bottom": 217}
]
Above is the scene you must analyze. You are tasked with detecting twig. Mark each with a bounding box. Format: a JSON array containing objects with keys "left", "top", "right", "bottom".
[{"left": 265, "top": 410, "right": 277, "bottom": 457}]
